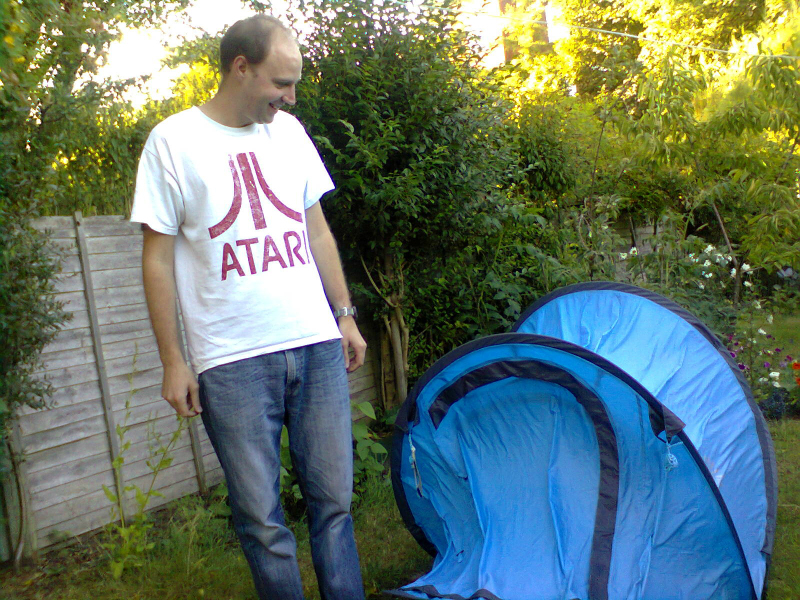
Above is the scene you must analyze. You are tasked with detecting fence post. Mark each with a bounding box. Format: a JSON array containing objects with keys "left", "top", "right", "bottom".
[
  {"left": 7, "top": 419, "right": 36, "bottom": 560},
  {"left": 177, "top": 308, "right": 208, "bottom": 496},
  {"left": 74, "top": 211, "right": 127, "bottom": 520}
]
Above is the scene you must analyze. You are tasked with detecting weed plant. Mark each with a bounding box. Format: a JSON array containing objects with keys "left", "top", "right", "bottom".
[{"left": 1, "top": 475, "right": 431, "bottom": 600}]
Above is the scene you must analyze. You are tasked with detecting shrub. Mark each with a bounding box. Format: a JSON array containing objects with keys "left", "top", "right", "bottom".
[{"left": 0, "top": 180, "right": 70, "bottom": 472}]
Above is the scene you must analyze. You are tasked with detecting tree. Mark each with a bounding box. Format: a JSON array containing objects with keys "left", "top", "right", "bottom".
[
  {"left": 292, "top": 0, "right": 555, "bottom": 397},
  {"left": 500, "top": 0, "right": 799, "bottom": 295},
  {"left": 0, "top": 0, "right": 189, "bottom": 479},
  {"left": 1, "top": 0, "right": 190, "bottom": 212}
]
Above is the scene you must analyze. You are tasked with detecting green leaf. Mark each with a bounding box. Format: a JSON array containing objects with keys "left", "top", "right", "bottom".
[
  {"left": 111, "top": 560, "right": 124, "bottom": 579},
  {"left": 356, "top": 401, "right": 376, "bottom": 420},
  {"left": 352, "top": 421, "right": 369, "bottom": 441},
  {"left": 102, "top": 484, "right": 118, "bottom": 504}
]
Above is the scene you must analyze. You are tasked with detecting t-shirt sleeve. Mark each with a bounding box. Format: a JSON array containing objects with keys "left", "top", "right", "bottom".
[
  {"left": 299, "top": 129, "right": 335, "bottom": 209},
  {"left": 130, "top": 138, "right": 185, "bottom": 235}
]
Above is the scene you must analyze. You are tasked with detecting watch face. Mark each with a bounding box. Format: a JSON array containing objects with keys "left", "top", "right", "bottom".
[{"left": 335, "top": 306, "right": 357, "bottom": 318}]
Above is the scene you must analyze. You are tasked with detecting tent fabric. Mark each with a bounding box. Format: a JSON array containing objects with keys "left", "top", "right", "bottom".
[
  {"left": 513, "top": 282, "right": 777, "bottom": 597},
  {"left": 390, "top": 282, "right": 776, "bottom": 600}
]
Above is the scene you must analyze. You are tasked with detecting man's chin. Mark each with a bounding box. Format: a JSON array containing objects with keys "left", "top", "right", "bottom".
[{"left": 258, "top": 110, "right": 277, "bottom": 124}]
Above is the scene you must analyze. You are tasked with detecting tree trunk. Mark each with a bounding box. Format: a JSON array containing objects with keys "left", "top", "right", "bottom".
[{"left": 384, "top": 313, "right": 408, "bottom": 404}]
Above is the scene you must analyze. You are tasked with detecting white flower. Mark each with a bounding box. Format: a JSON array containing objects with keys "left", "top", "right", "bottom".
[
  {"left": 742, "top": 263, "right": 752, "bottom": 272},
  {"left": 726, "top": 255, "right": 733, "bottom": 262},
  {"left": 697, "top": 282, "right": 705, "bottom": 289},
  {"left": 688, "top": 253, "right": 696, "bottom": 259},
  {"left": 630, "top": 247, "right": 638, "bottom": 256},
  {"left": 703, "top": 260, "right": 712, "bottom": 267},
  {"left": 619, "top": 252, "right": 628, "bottom": 260},
  {"left": 730, "top": 268, "right": 736, "bottom": 277},
  {"left": 755, "top": 300, "right": 762, "bottom": 309},
  {"left": 758, "top": 328, "right": 767, "bottom": 335},
  {"left": 758, "top": 377, "right": 768, "bottom": 383},
  {"left": 767, "top": 314, "right": 774, "bottom": 324},
  {"left": 704, "top": 244, "right": 714, "bottom": 253},
  {"left": 773, "top": 381, "right": 781, "bottom": 388},
  {"left": 769, "top": 371, "right": 781, "bottom": 380},
  {"left": 744, "top": 281, "right": 753, "bottom": 288},
  {"left": 704, "top": 272, "right": 713, "bottom": 279}
]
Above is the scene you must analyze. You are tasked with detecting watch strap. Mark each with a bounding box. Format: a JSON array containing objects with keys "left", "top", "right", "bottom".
[{"left": 333, "top": 306, "right": 358, "bottom": 319}]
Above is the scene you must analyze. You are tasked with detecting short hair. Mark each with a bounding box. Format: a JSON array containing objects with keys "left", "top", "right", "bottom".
[{"left": 219, "top": 15, "right": 294, "bottom": 76}]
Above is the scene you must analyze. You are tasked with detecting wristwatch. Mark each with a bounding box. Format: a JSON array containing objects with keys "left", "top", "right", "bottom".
[{"left": 333, "top": 306, "right": 358, "bottom": 319}]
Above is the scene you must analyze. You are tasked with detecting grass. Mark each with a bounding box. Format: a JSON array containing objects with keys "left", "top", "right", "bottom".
[
  {"left": 765, "top": 419, "right": 800, "bottom": 599},
  {"left": 1, "top": 477, "right": 432, "bottom": 600},
  {"left": 3, "top": 307, "right": 799, "bottom": 599},
  {"left": 5, "top": 421, "right": 800, "bottom": 599}
]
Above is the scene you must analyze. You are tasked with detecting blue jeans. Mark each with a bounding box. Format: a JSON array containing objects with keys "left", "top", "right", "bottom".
[{"left": 198, "top": 340, "right": 365, "bottom": 600}]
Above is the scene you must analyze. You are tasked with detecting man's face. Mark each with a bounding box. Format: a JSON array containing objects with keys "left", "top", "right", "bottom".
[{"left": 241, "top": 34, "right": 302, "bottom": 125}]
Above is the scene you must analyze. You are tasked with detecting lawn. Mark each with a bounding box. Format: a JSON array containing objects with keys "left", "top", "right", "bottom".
[
  {"left": 1, "top": 476, "right": 431, "bottom": 600},
  {"left": 3, "top": 304, "right": 799, "bottom": 599},
  {"left": 3, "top": 419, "right": 800, "bottom": 599},
  {"left": 766, "top": 418, "right": 800, "bottom": 599}
]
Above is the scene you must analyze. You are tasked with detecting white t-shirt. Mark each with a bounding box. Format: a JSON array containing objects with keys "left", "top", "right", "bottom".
[{"left": 131, "top": 107, "right": 341, "bottom": 374}]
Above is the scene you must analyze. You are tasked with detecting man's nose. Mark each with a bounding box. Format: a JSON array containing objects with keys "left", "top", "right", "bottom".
[{"left": 282, "top": 85, "right": 296, "bottom": 106}]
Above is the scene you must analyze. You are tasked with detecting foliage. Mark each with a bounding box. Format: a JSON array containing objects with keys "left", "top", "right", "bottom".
[
  {"left": 102, "top": 388, "right": 188, "bottom": 579},
  {"left": 0, "top": 0, "right": 190, "bottom": 482},
  {"left": 0, "top": 0, "right": 190, "bottom": 212},
  {"left": 3, "top": 475, "right": 434, "bottom": 600},
  {"left": 0, "top": 193, "right": 69, "bottom": 474},
  {"left": 501, "top": 0, "right": 800, "bottom": 287},
  {"left": 291, "top": 0, "right": 576, "bottom": 386},
  {"left": 727, "top": 296, "right": 800, "bottom": 414}
]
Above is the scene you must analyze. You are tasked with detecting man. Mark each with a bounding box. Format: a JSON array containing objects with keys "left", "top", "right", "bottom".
[{"left": 131, "top": 15, "right": 366, "bottom": 600}]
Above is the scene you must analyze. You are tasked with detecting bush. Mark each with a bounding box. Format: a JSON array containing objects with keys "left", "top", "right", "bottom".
[{"left": 0, "top": 188, "right": 69, "bottom": 471}]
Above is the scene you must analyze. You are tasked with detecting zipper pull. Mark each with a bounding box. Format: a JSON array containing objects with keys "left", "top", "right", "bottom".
[{"left": 409, "top": 435, "right": 423, "bottom": 497}]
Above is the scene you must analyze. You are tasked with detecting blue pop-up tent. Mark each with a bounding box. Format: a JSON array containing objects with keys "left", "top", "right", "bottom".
[{"left": 390, "top": 282, "right": 777, "bottom": 600}]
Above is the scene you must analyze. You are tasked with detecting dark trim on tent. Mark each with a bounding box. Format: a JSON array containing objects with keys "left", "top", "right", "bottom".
[
  {"left": 429, "top": 359, "right": 619, "bottom": 600},
  {"left": 675, "top": 427, "right": 757, "bottom": 599},
  {"left": 390, "top": 427, "right": 437, "bottom": 557},
  {"left": 396, "top": 331, "right": 684, "bottom": 439},
  {"left": 391, "top": 333, "right": 757, "bottom": 600},
  {"left": 385, "top": 585, "right": 503, "bottom": 599},
  {"left": 513, "top": 281, "right": 777, "bottom": 557}
]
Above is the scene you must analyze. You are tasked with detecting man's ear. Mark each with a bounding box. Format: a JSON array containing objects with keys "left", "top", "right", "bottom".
[{"left": 231, "top": 55, "right": 248, "bottom": 78}]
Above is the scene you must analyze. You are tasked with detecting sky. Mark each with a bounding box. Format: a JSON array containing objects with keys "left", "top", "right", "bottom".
[
  {"left": 99, "top": 0, "right": 512, "bottom": 105},
  {"left": 98, "top": 0, "right": 257, "bottom": 102}
]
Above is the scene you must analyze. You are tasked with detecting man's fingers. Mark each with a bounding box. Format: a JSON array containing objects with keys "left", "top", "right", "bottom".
[
  {"left": 188, "top": 381, "right": 202, "bottom": 416},
  {"left": 349, "top": 342, "right": 366, "bottom": 372},
  {"left": 165, "top": 394, "right": 191, "bottom": 417},
  {"left": 341, "top": 338, "right": 351, "bottom": 370},
  {"left": 346, "top": 336, "right": 367, "bottom": 372},
  {"left": 161, "top": 363, "right": 200, "bottom": 417}
]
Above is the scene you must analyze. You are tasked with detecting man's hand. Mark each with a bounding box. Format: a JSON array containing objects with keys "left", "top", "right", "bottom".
[
  {"left": 162, "top": 361, "right": 202, "bottom": 417},
  {"left": 338, "top": 316, "right": 367, "bottom": 372}
]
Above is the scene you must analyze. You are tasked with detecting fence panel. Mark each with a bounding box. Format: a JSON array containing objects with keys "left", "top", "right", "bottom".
[{"left": 2, "top": 214, "right": 380, "bottom": 557}]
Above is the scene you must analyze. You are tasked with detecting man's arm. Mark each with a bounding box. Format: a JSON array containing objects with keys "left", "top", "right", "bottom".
[
  {"left": 141, "top": 226, "right": 201, "bottom": 417},
  {"left": 306, "top": 202, "right": 367, "bottom": 372}
]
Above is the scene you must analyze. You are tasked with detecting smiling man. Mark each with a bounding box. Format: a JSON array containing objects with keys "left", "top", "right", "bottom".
[{"left": 130, "top": 15, "right": 366, "bottom": 600}]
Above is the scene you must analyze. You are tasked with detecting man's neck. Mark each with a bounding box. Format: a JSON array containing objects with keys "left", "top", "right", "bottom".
[{"left": 200, "top": 94, "right": 251, "bottom": 128}]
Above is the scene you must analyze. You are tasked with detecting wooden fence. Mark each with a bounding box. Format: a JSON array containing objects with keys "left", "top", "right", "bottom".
[{"left": 1, "top": 214, "right": 381, "bottom": 560}]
